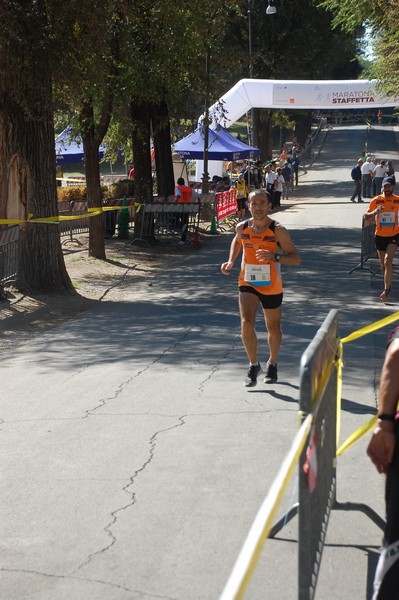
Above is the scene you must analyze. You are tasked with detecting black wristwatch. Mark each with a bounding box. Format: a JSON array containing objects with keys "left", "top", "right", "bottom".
[
  {"left": 377, "top": 413, "right": 396, "bottom": 422},
  {"left": 275, "top": 254, "right": 281, "bottom": 262}
]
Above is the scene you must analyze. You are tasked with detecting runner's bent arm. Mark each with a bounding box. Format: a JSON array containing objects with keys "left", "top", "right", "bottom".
[
  {"left": 364, "top": 198, "right": 382, "bottom": 223},
  {"left": 367, "top": 338, "right": 399, "bottom": 474},
  {"left": 275, "top": 225, "right": 300, "bottom": 265},
  {"left": 221, "top": 224, "right": 244, "bottom": 275}
]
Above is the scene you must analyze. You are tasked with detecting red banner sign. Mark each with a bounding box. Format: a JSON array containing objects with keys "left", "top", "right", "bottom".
[{"left": 216, "top": 189, "right": 238, "bottom": 221}]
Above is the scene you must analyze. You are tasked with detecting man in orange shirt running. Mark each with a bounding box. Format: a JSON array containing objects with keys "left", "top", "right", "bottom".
[
  {"left": 365, "top": 176, "right": 399, "bottom": 302},
  {"left": 221, "top": 190, "right": 300, "bottom": 387}
]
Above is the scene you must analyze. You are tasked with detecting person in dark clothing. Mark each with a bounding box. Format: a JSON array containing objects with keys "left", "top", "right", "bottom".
[
  {"left": 350, "top": 158, "right": 363, "bottom": 203},
  {"left": 291, "top": 153, "right": 300, "bottom": 187}
]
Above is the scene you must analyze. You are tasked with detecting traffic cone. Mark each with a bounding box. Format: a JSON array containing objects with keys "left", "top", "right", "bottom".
[
  {"left": 192, "top": 227, "right": 201, "bottom": 248},
  {"left": 210, "top": 215, "right": 218, "bottom": 234}
]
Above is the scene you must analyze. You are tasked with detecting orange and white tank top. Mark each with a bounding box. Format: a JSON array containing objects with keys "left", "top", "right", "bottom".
[
  {"left": 238, "top": 220, "right": 283, "bottom": 295},
  {"left": 370, "top": 194, "right": 399, "bottom": 237}
]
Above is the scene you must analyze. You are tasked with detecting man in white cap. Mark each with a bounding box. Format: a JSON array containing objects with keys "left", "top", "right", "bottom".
[
  {"left": 365, "top": 176, "right": 399, "bottom": 301},
  {"left": 361, "top": 156, "right": 376, "bottom": 198}
]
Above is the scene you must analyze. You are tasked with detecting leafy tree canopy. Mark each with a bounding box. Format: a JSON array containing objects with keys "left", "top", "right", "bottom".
[{"left": 320, "top": 0, "right": 399, "bottom": 96}]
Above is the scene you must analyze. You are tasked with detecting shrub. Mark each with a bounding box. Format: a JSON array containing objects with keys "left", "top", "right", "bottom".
[
  {"left": 57, "top": 186, "right": 87, "bottom": 202},
  {"left": 107, "top": 179, "right": 135, "bottom": 199}
]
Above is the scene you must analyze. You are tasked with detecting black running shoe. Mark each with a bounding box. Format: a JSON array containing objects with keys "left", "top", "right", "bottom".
[
  {"left": 264, "top": 362, "right": 278, "bottom": 383},
  {"left": 245, "top": 363, "right": 262, "bottom": 387}
]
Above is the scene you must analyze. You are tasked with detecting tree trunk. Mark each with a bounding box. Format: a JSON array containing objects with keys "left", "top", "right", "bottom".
[
  {"left": 258, "top": 110, "right": 273, "bottom": 162},
  {"left": 152, "top": 100, "right": 174, "bottom": 199},
  {"left": 80, "top": 97, "right": 113, "bottom": 260},
  {"left": 83, "top": 137, "right": 105, "bottom": 259},
  {"left": 294, "top": 112, "right": 313, "bottom": 148},
  {"left": 0, "top": 91, "right": 73, "bottom": 293},
  {"left": 130, "top": 99, "right": 154, "bottom": 240}
]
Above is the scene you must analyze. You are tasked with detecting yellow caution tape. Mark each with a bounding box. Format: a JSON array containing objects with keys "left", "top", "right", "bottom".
[
  {"left": 220, "top": 413, "right": 313, "bottom": 600},
  {"left": 336, "top": 415, "right": 378, "bottom": 457},
  {"left": 336, "top": 343, "right": 344, "bottom": 447},
  {"left": 0, "top": 219, "right": 25, "bottom": 225},
  {"left": 341, "top": 312, "right": 399, "bottom": 344},
  {"left": 0, "top": 202, "right": 140, "bottom": 225},
  {"left": 335, "top": 312, "right": 399, "bottom": 456}
]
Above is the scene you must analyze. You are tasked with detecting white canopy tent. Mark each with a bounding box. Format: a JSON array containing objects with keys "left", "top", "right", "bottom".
[{"left": 205, "top": 78, "right": 399, "bottom": 128}]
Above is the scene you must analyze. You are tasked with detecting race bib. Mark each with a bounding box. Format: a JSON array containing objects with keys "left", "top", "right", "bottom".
[
  {"left": 380, "top": 211, "right": 395, "bottom": 226},
  {"left": 244, "top": 263, "right": 271, "bottom": 286}
]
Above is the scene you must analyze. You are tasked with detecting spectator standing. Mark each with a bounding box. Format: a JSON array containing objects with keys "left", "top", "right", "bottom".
[
  {"left": 365, "top": 176, "right": 399, "bottom": 301},
  {"left": 273, "top": 167, "right": 285, "bottom": 208},
  {"left": 291, "top": 153, "right": 300, "bottom": 187},
  {"left": 377, "top": 109, "right": 383, "bottom": 125},
  {"left": 386, "top": 161, "right": 396, "bottom": 184},
  {"left": 174, "top": 177, "right": 192, "bottom": 244},
  {"left": 374, "top": 160, "right": 388, "bottom": 196},
  {"left": 361, "top": 156, "right": 375, "bottom": 198},
  {"left": 235, "top": 173, "right": 250, "bottom": 221},
  {"left": 252, "top": 161, "right": 263, "bottom": 189},
  {"left": 350, "top": 158, "right": 363, "bottom": 203},
  {"left": 281, "top": 160, "right": 292, "bottom": 200},
  {"left": 367, "top": 325, "right": 399, "bottom": 599},
  {"left": 265, "top": 164, "right": 276, "bottom": 208},
  {"left": 243, "top": 163, "right": 254, "bottom": 188},
  {"left": 371, "top": 157, "right": 377, "bottom": 195}
]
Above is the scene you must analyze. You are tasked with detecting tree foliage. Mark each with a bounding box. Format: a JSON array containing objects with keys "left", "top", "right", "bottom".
[
  {"left": 320, "top": 0, "right": 399, "bottom": 96},
  {"left": 0, "top": 0, "right": 369, "bottom": 291}
]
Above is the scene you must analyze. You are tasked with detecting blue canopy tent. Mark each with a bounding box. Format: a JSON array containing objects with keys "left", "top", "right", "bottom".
[
  {"left": 173, "top": 125, "right": 260, "bottom": 161},
  {"left": 55, "top": 127, "right": 105, "bottom": 164}
]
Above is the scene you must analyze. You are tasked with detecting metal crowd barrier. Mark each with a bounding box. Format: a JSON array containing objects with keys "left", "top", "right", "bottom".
[
  {"left": 297, "top": 310, "right": 340, "bottom": 598},
  {"left": 220, "top": 309, "right": 385, "bottom": 600},
  {"left": 0, "top": 225, "right": 19, "bottom": 287},
  {"left": 275, "top": 310, "right": 384, "bottom": 599},
  {"left": 349, "top": 216, "right": 377, "bottom": 274},
  {"left": 0, "top": 199, "right": 201, "bottom": 286},
  {"left": 215, "top": 189, "right": 238, "bottom": 232},
  {"left": 131, "top": 201, "right": 201, "bottom": 246},
  {"left": 59, "top": 201, "right": 90, "bottom": 246}
]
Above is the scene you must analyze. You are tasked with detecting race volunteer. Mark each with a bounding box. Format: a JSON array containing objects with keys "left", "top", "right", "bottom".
[
  {"left": 234, "top": 173, "right": 250, "bottom": 221},
  {"left": 174, "top": 177, "right": 192, "bottom": 244}
]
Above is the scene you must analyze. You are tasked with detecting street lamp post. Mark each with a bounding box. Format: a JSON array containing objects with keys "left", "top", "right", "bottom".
[
  {"left": 201, "top": 50, "right": 211, "bottom": 194},
  {"left": 248, "top": 0, "right": 277, "bottom": 147}
]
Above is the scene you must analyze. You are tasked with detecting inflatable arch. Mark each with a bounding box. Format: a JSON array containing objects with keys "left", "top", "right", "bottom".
[
  {"left": 206, "top": 78, "right": 399, "bottom": 128},
  {"left": 195, "top": 78, "right": 398, "bottom": 180}
]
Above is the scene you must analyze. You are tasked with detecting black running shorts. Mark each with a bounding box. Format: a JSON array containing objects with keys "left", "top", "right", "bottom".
[
  {"left": 375, "top": 235, "right": 399, "bottom": 252},
  {"left": 239, "top": 286, "right": 283, "bottom": 309}
]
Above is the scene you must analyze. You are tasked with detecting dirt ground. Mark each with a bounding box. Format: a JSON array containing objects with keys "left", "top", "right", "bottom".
[{"left": 0, "top": 232, "right": 211, "bottom": 355}]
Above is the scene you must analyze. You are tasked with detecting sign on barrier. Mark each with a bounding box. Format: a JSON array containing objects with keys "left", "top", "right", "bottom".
[{"left": 216, "top": 189, "right": 238, "bottom": 221}]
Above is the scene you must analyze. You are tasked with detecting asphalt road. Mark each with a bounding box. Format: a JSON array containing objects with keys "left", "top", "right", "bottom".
[{"left": 1, "top": 123, "right": 399, "bottom": 600}]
